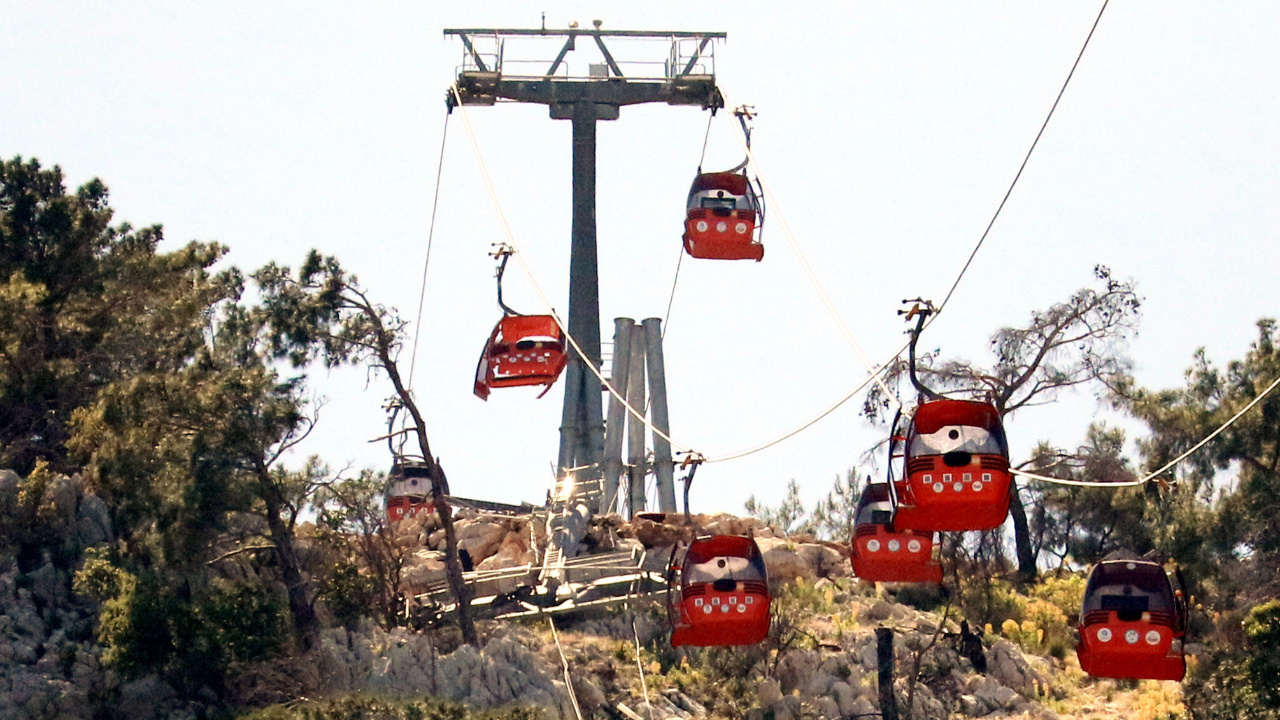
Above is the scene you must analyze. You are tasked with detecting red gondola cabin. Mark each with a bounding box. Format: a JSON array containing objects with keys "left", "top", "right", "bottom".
[
  {"left": 1076, "top": 560, "right": 1188, "bottom": 681},
  {"left": 473, "top": 315, "right": 568, "bottom": 400},
  {"left": 891, "top": 399, "right": 1012, "bottom": 533},
  {"left": 384, "top": 461, "right": 435, "bottom": 523},
  {"left": 682, "top": 171, "right": 764, "bottom": 261},
  {"left": 850, "top": 483, "right": 943, "bottom": 584},
  {"left": 669, "top": 535, "right": 771, "bottom": 647}
]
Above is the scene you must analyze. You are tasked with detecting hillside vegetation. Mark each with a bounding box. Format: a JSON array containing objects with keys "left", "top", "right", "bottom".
[{"left": 0, "top": 158, "right": 1278, "bottom": 719}]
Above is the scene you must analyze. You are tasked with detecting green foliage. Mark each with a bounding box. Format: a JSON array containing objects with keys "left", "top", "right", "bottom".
[
  {"left": 957, "top": 577, "right": 1024, "bottom": 629},
  {"left": 744, "top": 478, "right": 809, "bottom": 536},
  {"left": 313, "top": 468, "right": 407, "bottom": 628},
  {"left": 236, "top": 694, "right": 547, "bottom": 720},
  {"left": 1028, "top": 573, "right": 1085, "bottom": 626},
  {"left": 808, "top": 468, "right": 863, "bottom": 541},
  {"left": 72, "top": 546, "right": 136, "bottom": 602},
  {"left": 88, "top": 566, "right": 287, "bottom": 691},
  {"left": 1027, "top": 425, "right": 1155, "bottom": 567},
  {"left": 1116, "top": 318, "right": 1280, "bottom": 719},
  {"left": 744, "top": 468, "right": 866, "bottom": 541},
  {"left": 317, "top": 561, "right": 379, "bottom": 632},
  {"left": 0, "top": 157, "right": 236, "bottom": 475},
  {"left": 957, "top": 573, "right": 1082, "bottom": 656},
  {"left": 0, "top": 460, "right": 67, "bottom": 569},
  {"left": 1245, "top": 600, "right": 1280, "bottom": 709},
  {"left": 650, "top": 579, "right": 844, "bottom": 718}
]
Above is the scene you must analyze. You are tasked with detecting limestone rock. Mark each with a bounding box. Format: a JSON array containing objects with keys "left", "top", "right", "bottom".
[
  {"left": 988, "top": 638, "right": 1048, "bottom": 694},
  {"left": 455, "top": 521, "right": 507, "bottom": 563},
  {"left": 476, "top": 528, "right": 534, "bottom": 572},
  {"left": 796, "top": 543, "right": 848, "bottom": 579},
  {"left": 755, "top": 537, "right": 812, "bottom": 582},
  {"left": 758, "top": 677, "right": 783, "bottom": 707},
  {"left": 76, "top": 493, "right": 113, "bottom": 545},
  {"left": 973, "top": 676, "right": 1021, "bottom": 712},
  {"left": 848, "top": 696, "right": 878, "bottom": 719},
  {"left": 117, "top": 675, "right": 179, "bottom": 720},
  {"left": 813, "top": 696, "right": 840, "bottom": 720},
  {"left": 631, "top": 517, "right": 690, "bottom": 548},
  {"left": 960, "top": 694, "right": 986, "bottom": 716}
]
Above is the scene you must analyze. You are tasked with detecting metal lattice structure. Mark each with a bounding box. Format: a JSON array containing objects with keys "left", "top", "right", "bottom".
[{"left": 444, "top": 24, "right": 723, "bottom": 516}]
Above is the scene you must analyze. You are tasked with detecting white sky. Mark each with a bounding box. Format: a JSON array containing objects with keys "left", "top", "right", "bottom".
[{"left": 4, "top": 2, "right": 1278, "bottom": 516}]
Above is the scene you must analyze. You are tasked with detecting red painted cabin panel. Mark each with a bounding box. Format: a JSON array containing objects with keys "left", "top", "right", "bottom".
[
  {"left": 892, "top": 399, "right": 1012, "bottom": 533},
  {"left": 474, "top": 315, "right": 568, "bottom": 400},
  {"left": 670, "top": 535, "right": 771, "bottom": 647},
  {"left": 850, "top": 484, "right": 943, "bottom": 584},
  {"left": 682, "top": 172, "right": 763, "bottom": 261},
  {"left": 1077, "top": 560, "right": 1187, "bottom": 681}
]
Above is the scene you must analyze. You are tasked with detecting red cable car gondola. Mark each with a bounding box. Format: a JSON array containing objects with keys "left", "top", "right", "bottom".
[
  {"left": 473, "top": 314, "right": 568, "bottom": 400},
  {"left": 1076, "top": 559, "right": 1188, "bottom": 681},
  {"left": 850, "top": 483, "right": 943, "bottom": 584},
  {"left": 384, "top": 460, "right": 436, "bottom": 523},
  {"left": 890, "top": 399, "right": 1012, "bottom": 532},
  {"left": 682, "top": 171, "right": 764, "bottom": 262},
  {"left": 668, "top": 534, "right": 771, "bottom": 647}
]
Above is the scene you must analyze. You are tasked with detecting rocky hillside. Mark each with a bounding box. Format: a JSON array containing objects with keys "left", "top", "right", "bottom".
[
  {"left": 262, "top": 508, "right": 1188, "bottom": 720},
  {"left": 0, "top": 470, "right": 1187, "bottom": 720}
]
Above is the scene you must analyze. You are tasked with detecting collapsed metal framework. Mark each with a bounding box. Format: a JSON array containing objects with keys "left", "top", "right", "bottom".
[{"left": 444, "top": 25, "right": 724, "bottom": 512}]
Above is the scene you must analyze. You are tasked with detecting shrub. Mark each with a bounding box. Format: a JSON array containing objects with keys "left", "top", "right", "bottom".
[
  {"left": 1244, "top": 600, "right": 1280, "bottom": 709},
  {"left": 237, "top": 693, "right": 547, "bottom": 720},
  {"left": 79, "top": 561, "right": 287, "bottom": 695}
]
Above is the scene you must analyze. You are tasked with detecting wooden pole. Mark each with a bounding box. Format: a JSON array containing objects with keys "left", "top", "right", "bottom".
[{"left": 876, "top": 627, "right": 900, "bottom": 720}]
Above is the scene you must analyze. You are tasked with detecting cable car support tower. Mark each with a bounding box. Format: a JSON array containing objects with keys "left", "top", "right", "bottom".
[{"left": 445, "top": 23, "right": 725, "bottom": 509}]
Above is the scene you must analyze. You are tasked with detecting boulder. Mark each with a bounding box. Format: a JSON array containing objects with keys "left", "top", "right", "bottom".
[
  {"left": 959, "top": 694, "right": 986, "bottom": 716},
  {"left": 814, "top": 696, "right": 840, "bottom": 720},
  {"left": 755, "top": 537, "right": 813, "bottom": 582},
  {"left": 631, "top": 517, "right": 690, "bottom": 548},
  {"left": 42, "top": 475, "right": 79, "bottom": 536},
  {"left": 455, "top": 521, "right": 507, "bottom": 563},
  {"left": 77, "top": 493, "right": 113, "bottom": 545},
  {"left": 972, "top": 675, "right": 1020, "bottom": 712},
  {"left": 476, "top": 530, "right": 534, "bottom": 572},
  {"left": 0, "top": 468, "right": 19, "bottom": 497},
  {"left": 848, "top": 697, "right": 878, "bottom": 720},
  {"left": 988, "top": 638, "right": 1048, "bottom": 694},
  {"left": 117, "top": 675, "right": 179, "bottom": 720}
]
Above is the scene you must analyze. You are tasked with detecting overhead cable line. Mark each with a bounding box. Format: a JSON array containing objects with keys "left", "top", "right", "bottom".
[
  {"left": 728, "top": 97, "right": 903, "bottom": 413},
  {"left": 1013, "top": 372, "right": 1280, "bottom": 488},
  {"left": 703, "top": 364, "right": 886, "bottom": 463},
  {"left": 407, "top": 110, "right": 452, "bottom": 391},
  {"left": 449, "top": 85, "right": 698, "bottom": 458},
  {"left": 660, "top": 244, "right": 684, "bottom": 341},
  {"left": 933, "top": 0, "right": 1110, "bottom": 317},
  {"left": 700, "top": 3, "right": 1113, "bottom": 463}
]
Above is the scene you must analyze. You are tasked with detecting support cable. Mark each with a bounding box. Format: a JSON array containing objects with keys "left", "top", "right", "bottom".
[
  {"left": 1013, "top": 372, "right": 1280, "bottom": 488},
  {"left": 630, "top": 604, "right": 654, "bottom": 720},
  {"left": 624, "top": 558, "right": 655, "bottom": 720},
  {"left": 703, "top": 362, "right": 886, "bottom": 463},
  {"left": 548, "top": 617, "right": 585, "bottom": 720},
  {"left": 407, "top": 110, "right": 452, "bottom": 392},
  {"left": 934, "top": 0, "right": 1110, "bottom": 317},
  {"left": 451, "top": 78, "right": 894, "bottom": 467},
  {"left": 661, "top": 244, "right": 684, "bottom": 341},
  {"left": 449, "top": 85, "right": 697, "bottom": 457},
  {"left": 696, "top": 111, "right": 714, "bottom": 173},
  {"left": 701, "top": 2, "right": 1112, "bottom": 462},
  {"left": 727, "top": 97, "right": 902, "bottom": 413}
]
